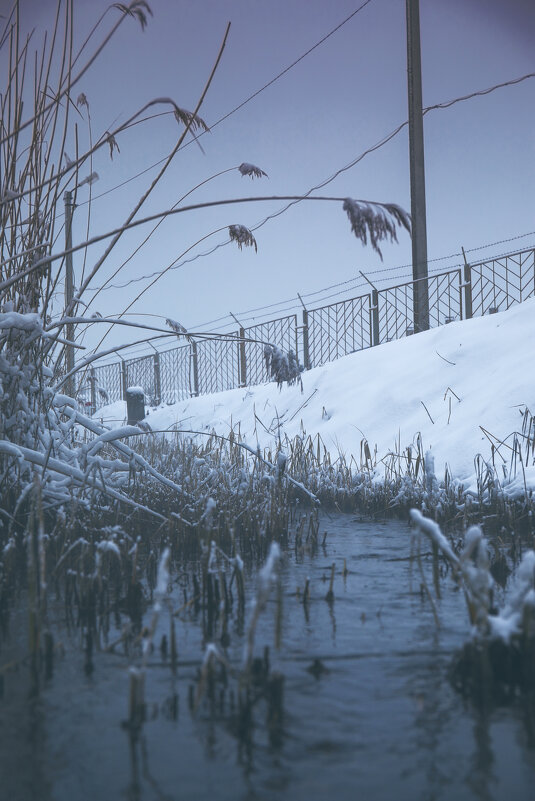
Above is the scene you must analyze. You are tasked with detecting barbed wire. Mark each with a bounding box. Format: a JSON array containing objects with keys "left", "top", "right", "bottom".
[
  {"left": 100, "top": 237, "right": 535, "bottom": 360},
  {"left": 181, "top": 231, "right": 535, "bottom": 331}
]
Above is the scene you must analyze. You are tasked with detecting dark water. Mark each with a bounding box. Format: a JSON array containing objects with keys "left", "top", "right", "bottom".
[{"left": 1, "top": 515, "right": 534, "bottom": 801}]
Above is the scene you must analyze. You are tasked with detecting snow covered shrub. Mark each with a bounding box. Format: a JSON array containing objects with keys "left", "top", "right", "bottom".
[
  {"left": 0, "top": 312, "right": 58, "bottom": 505},
  {"left": 264, "top": 344, "right": 303, "bottom": 389}
]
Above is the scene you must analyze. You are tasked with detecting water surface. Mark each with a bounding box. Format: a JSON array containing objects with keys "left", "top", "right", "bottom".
[{"left": 1, "top": 514, "right": 534, "bottom": 801}]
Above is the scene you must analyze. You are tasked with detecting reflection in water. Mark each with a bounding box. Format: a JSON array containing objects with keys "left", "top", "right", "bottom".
[
  {"left": 0, "top": 689, "right": 54, "bottom": 801},
  {"left": 326, "top": 596, "right": 337, "bottom": 643},
  {"left": 126, "top": 730, "right": 176, "bottom": 801},
  {"left": 468, "top": 708, "right": 495, "bottom": 801}
]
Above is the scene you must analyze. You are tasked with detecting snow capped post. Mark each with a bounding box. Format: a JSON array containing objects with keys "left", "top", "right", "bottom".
[{"left": 126, "top": 385, "right": 145, "bottom": 425}]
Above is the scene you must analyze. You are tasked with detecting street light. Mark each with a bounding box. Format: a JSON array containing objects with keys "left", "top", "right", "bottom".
[{"left": 64, "top": 171, "right": 98, "bottom": 397}]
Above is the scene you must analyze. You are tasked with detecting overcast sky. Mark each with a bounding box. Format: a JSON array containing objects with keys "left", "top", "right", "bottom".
[{"left": 15, "top": 0, "right": 535, "bottom": 355}]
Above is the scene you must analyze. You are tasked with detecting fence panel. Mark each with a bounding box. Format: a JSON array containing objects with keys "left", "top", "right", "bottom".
[
  {"left": 377, "top": 281, "right": 413, "bottom": 343},
  {"left": 243, "top": 315, "right": 298, "bottom": 385},
  {"left": 159, "top": 343, "right": 192, "bottom": 403},
  {"left": 92, "top": 361, "right": 123, "bottom": 408},
  {"left": 307, "top": 294, "right": 371, "bottom": 368},
  {"left": 428, "top": 269, "right": 462, "bottom": 326},
  {"left": 377, "top": 270, "right": 462, "bottom": 343},
  {"left": 470, "top": 249, "right": 535, "bottom": 317},
  {"left": 195, "top": 334, "right": 240, "bottom": 395}
]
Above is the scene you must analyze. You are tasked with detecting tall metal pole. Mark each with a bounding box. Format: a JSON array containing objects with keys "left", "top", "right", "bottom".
[
  {"left": 64, "top": 190, "right": 75, "bottom": 397},
  {"left": 406, "top": 0, "right": 429, "bottom": 332}
]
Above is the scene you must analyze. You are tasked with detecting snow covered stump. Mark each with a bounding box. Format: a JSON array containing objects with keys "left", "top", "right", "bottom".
[{"left": 126, "top": 386, "right": 145, "bottom": 426}]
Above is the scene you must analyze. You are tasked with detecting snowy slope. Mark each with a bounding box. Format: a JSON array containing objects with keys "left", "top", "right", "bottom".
[{"left": 95, "top": 298, "right": 535, "bottom": 491}]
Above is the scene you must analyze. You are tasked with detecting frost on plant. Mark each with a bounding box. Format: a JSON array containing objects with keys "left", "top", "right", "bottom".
[
  {"left": 264, "top": 344, "right": 302, "bottom": 389},
  {"left": 410, "top": 509, "right": 535, "bottom": 644},
  {"left": 343, "top": 198, "right": 411, "bottom": 260},
  {"left": 244, "top": 542, "right": 281, "bottom": 669},
  {"left": 105, "top": 132, "right": 120, "bottom": 160},
  {"left": 228, "top": 224, "right": 258, "bottom": 252},
  {"left": 173, "top": 106, "right": 209, "bottom": 132},
  {"left": 238, "top": 163, "right": 268, "bottom": 179},
  {"left": 113, "top": 0, "right": 153, "bottom": 30},
  {"left": 489, "top": 550, "right": 535, "bottom": 643},
  {"left": 460, "top": 525, "right": 493, "bottom": 635},
  {"left": 154, "top": 547, "right": 170, "bottom": 610},
  {"left": 166, "top": 318, "right": 189, "bottom": 336}
]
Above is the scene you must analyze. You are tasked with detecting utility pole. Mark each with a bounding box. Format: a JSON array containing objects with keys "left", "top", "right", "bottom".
[
  {"left": 406, "top": 0, "right": 429, "bottom": 332},
  {"left": 64, "top": 190, "right": 75, "bottom": 397}
]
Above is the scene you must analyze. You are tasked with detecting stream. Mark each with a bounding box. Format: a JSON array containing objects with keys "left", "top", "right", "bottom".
[{"left": 1, "top": 514, "right": 534, "bottom": 801}]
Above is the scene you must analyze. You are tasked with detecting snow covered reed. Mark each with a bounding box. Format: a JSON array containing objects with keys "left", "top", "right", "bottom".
[
  {"left": 411, "top": 508, "right": 535, "bottom": 695},
  {"left": 343, "top": 199, "right": 411, "bottom": 260}
]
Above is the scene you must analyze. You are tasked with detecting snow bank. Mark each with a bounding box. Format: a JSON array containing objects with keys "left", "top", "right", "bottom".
[{"left": 94, "top": 299, "right": 535, "bottom": 493}]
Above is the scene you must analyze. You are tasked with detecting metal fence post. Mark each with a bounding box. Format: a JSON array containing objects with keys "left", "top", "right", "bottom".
[
  {"left": 296, "top": 294, "right": 311, "bottom": 370},
  {"left": 371, "top": 289, "right": 380, "bottom": 346},
  {"left": 190, "top": 341, "right": 199, "bottom": 397},
  {"left": 302, "top": 309, "right": 311, "bottom": 369},
  {"left": 153, "top": 352, "right": 161, "bottom": 404},
  {"left": 120, "top": 359, "right": 127, "bottom": 400},
  {"left": 461, "top": 247, "right": 472, "bottom": 319},
  {"left": 239, "top": 327, "right": 247, "bottom": 387},
  {"left": 90, "top": 368, "right": 97, "bottom": 414}
]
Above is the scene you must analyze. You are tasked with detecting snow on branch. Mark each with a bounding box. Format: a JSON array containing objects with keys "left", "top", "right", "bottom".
[{"left": 343, "top": 199, "right": 411, "bottom": 260}]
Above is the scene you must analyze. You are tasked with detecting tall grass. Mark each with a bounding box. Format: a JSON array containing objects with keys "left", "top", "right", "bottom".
[{"left": 0, "top": 1, "right": 413, "bottom": 548}]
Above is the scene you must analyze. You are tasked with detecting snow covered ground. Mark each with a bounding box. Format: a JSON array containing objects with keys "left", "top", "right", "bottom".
[{"left": 95, "top": 298, "right": 535, "bottom": 494}]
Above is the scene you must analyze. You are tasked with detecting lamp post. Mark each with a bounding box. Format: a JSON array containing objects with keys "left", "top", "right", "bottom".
[
  {"left": 63, "top": 171, "right": 98, "bottom": 398},
  {"left": 406, "top": 0, "right": 429, "bottom": 333}
]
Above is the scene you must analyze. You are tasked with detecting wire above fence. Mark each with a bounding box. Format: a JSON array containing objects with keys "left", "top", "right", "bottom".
[{"left": 86, "top": 246, "right": 535, "bottom": 413}]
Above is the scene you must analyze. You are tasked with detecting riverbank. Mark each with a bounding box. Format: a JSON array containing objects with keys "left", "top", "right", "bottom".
[{"left": 96, "top": 298, "right": 535, "bottom": 499}]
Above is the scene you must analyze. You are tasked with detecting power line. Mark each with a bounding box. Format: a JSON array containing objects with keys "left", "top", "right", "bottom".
[
  {"left": 91, "top": 66, "right": 535, "bottom": 297},
  {"left": 424, "top": 71, "right": 535, "bottom": 112},
  {"left": 204, "top": 0, "right": 375, "bottom": 130},
  {"left": 74, "top": 1, "right": 374, "bottom": 210}
]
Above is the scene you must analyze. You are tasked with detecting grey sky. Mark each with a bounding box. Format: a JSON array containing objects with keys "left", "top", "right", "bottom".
[{"left": 14, "top": 0, "right": 535, "bottom": 353}]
